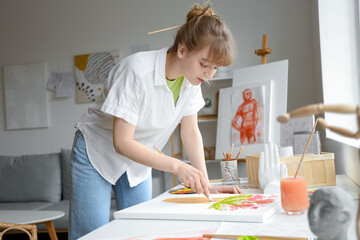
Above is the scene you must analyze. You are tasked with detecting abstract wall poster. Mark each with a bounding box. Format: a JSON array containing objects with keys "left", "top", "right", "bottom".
[
  {"left": 74, "top": 50, "right": 119, "bottom": 103},
  {"left": 227, "top": 60, "right": 289, "bottom": 159},
  {"left": 114, "top": 193, "right": 281, "bottom": 223},
  {"left": 3, "top": 62, "right": 49, "bottom": 130},
  {"left": 216, "top": 80, "right": 272, "bottom": 160}
]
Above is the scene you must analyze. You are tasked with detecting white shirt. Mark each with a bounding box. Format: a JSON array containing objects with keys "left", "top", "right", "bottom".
[{"left": 75, "top": 48, "right": 205, "bottom": 187}]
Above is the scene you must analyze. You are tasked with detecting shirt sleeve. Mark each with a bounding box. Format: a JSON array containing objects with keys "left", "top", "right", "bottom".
[
  {"left": 100, "top": 63, "right": 141, "bottom": 126},
  {"left": 183, "top": 85, "right": 205, "bottom": 116}
]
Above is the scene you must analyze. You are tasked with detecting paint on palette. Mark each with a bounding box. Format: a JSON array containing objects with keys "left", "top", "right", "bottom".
[
  {"left": 168, "top": 187, "right": 196, "bottom": 194},
  {"left": 209, "top": 194, "right": 277, "bottom": 211}
]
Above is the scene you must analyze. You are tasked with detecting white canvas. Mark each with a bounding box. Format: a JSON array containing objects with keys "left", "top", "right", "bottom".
[
  {"left": 216, "top": 80, "right": 272, "bottom": 159},
  {"left": 215, "top": 221, "right": 316, "bottom": 238},
  {"left": 115, "top": 192, "right": 281, "bottom": 223},
  {"left": 3, "top": 62, "right": 48, "bottom": 130},
  {"left": 217, "top": 60, "right": 288, "bottom": 159}
]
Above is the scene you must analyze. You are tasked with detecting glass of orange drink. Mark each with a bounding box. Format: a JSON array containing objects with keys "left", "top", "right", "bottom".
[{"left": 280, "top": 162, "right": 309, "bottom": 215}]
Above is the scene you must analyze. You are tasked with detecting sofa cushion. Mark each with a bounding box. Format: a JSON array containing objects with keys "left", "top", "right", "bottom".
[
  {"left": 0, "top": 202, "right": 54, "bottom": 210},
  {"left": 0, "top": 153, "right": 62, "bottom": 203},
  {"left": 60, "top": 149, "right": 72, "bottom": 200}
]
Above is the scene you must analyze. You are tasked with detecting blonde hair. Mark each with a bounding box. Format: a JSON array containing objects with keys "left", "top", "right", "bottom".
[{"left": 168, "top": 2, "right": 236, "bottom": 66}]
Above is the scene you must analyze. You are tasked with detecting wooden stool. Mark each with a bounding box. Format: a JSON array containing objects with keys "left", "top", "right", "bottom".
[{"left": 0, "top": 222, "right": 37, "bottom": 240}]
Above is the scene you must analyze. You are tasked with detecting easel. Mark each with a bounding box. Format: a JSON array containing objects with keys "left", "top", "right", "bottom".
[{"left": 255, "top": 34, "right": 272, "bottom": 64}]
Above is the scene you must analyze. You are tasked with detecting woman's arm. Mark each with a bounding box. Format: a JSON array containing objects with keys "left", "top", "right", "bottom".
[
  {"left": 180, "top": 114, "right": 243, "bottom": 194},
  {"left": 113, "top": 116, "right": 210, "bottom": 195},
  {"left": 180, "top": 114, "right": 209, "bottom": 181}
]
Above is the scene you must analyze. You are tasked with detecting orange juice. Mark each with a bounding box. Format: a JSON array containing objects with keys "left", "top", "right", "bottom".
[{"left": 280, "top": 177, "right": 309, "bottom": 214}]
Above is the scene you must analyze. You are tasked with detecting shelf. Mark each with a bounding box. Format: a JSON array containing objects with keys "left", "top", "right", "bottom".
[
  {"left": 198, "top": 114, "right": 217, "bottom": 123},
  {"left": 211, "top": 75, "right": 232, "bottom": 81}
]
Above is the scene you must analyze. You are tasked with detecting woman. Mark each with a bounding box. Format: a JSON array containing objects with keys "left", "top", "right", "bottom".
[{"left": 70, "top": 3, "right": 241, "bottom": 239}]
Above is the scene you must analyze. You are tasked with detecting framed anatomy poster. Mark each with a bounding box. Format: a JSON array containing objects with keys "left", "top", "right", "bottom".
[
  {"left": 216, "top": 80, "right": 273, "bottom": 159},
  {"left": 216, "top": 60, "right": 288, "bottom": 159}
]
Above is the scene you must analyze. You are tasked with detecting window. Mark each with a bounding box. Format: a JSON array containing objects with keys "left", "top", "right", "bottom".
[{"left": 318, "top": 0, "right": 360, "bottom": 148}]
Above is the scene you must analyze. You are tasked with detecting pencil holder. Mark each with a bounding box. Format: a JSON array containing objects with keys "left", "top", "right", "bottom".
[{"left": 220, "top": 159, "right": 238, "bottom": 185}]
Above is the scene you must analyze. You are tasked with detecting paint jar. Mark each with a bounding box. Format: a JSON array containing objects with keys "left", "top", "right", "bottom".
[
  {"left": 280, "top": 162, "right": 309, "bottom": 215},
  {"left": 220, "top": 159, "right": 238, "bottom": 185}
]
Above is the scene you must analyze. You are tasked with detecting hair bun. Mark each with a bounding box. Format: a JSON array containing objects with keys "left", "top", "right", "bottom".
[{"left": 186, "top": 3, "right": 214, "bottom": 22}]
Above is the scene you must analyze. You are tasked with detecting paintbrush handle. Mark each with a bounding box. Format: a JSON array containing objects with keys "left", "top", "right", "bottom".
[
  {"left": 153, "top": 145, "right": 163, "bottom": 154},
  {"left": 203, "top": 233, "right": 309, "bottom": 240},
  {"left": 235, "top": 146, "right": 244, "bottom": 160}
]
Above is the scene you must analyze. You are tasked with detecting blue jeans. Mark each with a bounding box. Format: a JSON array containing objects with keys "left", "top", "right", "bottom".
[{"left": 69, "top": 131, "right": 152, "bottom": 240}]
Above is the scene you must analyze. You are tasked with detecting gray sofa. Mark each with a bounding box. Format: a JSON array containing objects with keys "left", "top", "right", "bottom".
[{"left": 0, "top": 149, "right": 118, "bottom": 232}]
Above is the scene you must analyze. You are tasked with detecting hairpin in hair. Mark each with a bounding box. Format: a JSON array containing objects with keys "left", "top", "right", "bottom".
[{"left": 147, "top": 25, "right": 181, "bottom": 35}]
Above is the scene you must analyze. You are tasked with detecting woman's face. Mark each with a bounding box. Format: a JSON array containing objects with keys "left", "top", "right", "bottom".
[{"left": 178, "top": 44, "right": 219, "bottom": 86}]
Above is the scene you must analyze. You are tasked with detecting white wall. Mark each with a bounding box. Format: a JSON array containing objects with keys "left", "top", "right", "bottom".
[
  {"left": 311, "top": 0, "right": 360, "bottom": 187},
  {"left": 0, "top": 0, "right": 316, "bottom": 156}
]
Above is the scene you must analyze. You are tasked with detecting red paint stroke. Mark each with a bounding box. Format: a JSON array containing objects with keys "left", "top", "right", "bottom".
[{"left": 225, "top": 195, "right": 275, "bottom": 211}]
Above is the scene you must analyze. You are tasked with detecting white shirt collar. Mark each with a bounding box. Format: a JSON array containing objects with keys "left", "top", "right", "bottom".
[
  {"left": 154, "top": 47, "right": 168, "bottom": 86},
  {"left": 154, "top": 47, "right": 192, "bottom": 88}
]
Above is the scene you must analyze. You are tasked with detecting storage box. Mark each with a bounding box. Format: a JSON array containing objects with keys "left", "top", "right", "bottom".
[{"left": 245, "top": 152, "right": 336, "bottom": 188}]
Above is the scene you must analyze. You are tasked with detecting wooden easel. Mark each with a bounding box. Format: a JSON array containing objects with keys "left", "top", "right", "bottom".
[{"left": 255, "top": 34, "right": 272, "bottom": 64}]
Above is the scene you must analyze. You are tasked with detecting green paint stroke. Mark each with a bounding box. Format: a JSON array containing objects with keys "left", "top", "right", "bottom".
[
  {"left": 209, "top": 194, "right": 253, "bottom": 210},
  {"left": 237, "top": 236, "right": 259, "bottom": 240}
]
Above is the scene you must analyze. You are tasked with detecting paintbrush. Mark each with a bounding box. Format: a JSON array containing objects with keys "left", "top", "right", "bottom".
[
  {"left": 229, "top": 143, "right": 234, "bottom": 160},
  {"left": 153, "top": 145, "right": 214, "bottom": 202},
  {"left": 234, "top": 145, "right": 244, "bottom": 161}
]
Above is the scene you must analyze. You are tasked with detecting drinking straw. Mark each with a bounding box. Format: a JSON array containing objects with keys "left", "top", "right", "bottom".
[{"left": 294, "top": 118, "right": 319, "bottom": 179}]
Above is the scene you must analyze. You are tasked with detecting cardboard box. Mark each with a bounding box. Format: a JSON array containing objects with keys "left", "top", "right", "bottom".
[{"left": 245, "top": 152, "right": 336, "bottom": 188}]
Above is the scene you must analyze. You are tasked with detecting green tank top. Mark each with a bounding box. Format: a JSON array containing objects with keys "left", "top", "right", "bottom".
[{"left": 166, "top": 76, "right": 184, "bottom": 104}]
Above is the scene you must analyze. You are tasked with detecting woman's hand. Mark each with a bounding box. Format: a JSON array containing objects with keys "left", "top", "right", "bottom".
[
  {"left": 209, "top": 185, "right": 243, "bottom": 194},
  {"left": 173, "top": 161, "right": 211, "bottom": 197}
]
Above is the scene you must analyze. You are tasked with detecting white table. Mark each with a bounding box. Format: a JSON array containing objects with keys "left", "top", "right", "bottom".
[
  {"left": 0, "top": 210, "right": 65, "bottom": 240},
  {"left": 79, "top": 175, "right": 359, "bottom": 240}
]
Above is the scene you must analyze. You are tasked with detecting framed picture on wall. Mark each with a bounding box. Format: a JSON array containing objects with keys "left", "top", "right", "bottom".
[
  {"left": 74, "top": 50, "right": 120, "bottom": 103},
  {"left": 3, "top": 62, "right": 49, "bottom": 130}
]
